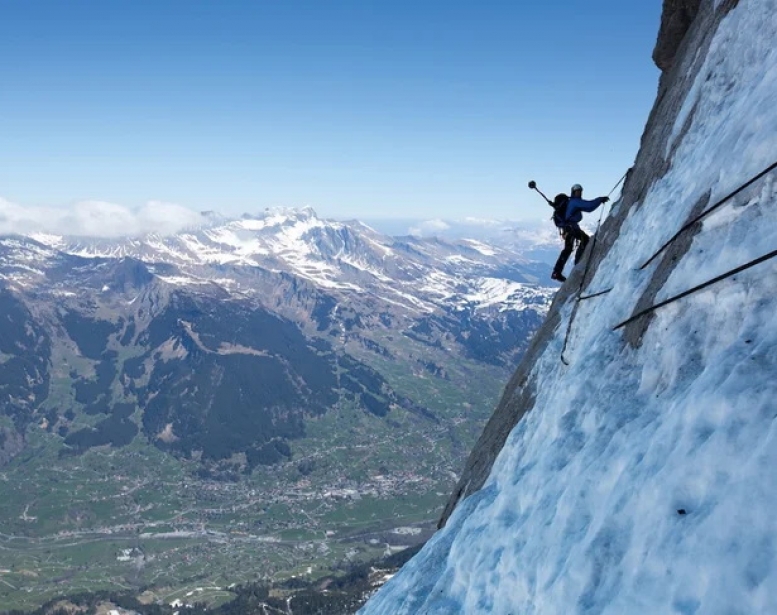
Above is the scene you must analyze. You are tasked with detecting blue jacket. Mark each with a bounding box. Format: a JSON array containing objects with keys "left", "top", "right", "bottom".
[{"left": 565, "top": 196, "right": 606, "bottom": 225}]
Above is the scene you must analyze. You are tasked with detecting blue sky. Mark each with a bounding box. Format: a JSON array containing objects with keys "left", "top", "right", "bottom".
[{"left": 0, "top": 1, "right": 662, "bottom": 226}]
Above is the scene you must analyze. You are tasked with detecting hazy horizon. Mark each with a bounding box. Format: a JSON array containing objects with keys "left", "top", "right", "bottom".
[{"left": 1, "top": 195, "right": 560, "bottom": 240}]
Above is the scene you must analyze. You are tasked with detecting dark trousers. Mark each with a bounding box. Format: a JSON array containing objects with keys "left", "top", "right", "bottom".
[{"left": 553, "top": 226, "right": 589, "bottom": 276}]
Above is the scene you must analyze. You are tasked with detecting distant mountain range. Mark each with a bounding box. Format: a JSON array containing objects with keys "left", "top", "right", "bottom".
[
  {"left": 0, "top": 207, "right": 559, "bottom": 607},
  {"left": 361, "top": 215, "right": 562, "bottom": 264},
  {"left": 0, "top": 207, "right": 556, "bottom": 468}
]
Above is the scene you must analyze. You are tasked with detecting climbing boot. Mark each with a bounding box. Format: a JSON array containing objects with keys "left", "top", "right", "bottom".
[{"left": 551, "top": 271, "right": 566, "bottom": 282}]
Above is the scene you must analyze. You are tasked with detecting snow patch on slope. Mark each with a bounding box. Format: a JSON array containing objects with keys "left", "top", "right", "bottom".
[
  {"left": 461, "top": 239, "right": 498, "bottom": 257},
  {"left": 460, "top": 278, "right": 546, "bottom": 312}
]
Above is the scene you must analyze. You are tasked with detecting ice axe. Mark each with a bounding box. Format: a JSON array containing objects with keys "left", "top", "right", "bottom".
[{"left": 528, "top": 180, "right": 553, "bottom": 205}]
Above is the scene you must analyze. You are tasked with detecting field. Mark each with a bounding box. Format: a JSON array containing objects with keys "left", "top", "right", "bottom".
[{"left": 0, "top": 360, "right": 505, "bottom": 611}]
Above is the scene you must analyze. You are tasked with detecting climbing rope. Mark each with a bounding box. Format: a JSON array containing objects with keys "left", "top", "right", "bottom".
[
  {"left": 640, "top": 160, "right": 777, "bottom": 271},
  {"left": 613, "top": 248, "right": 777, "bottom": 331},
  {"left": 560, "top": 169, "right": 629, "bottom": 365}
]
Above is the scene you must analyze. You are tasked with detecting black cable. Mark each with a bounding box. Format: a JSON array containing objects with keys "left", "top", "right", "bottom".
[
  {"left": 639, "top": 160, "right": 777, "bottom": 271},
  {"left": 614, "top": 248, "right": 777, "bottom": 331},
  {"left": 607, "top": 168, "right": 630, "bottom": 198},
  {"left": 560, "top": 227, "right": 601, "bottom": 365},
  {"left": 579, "top": 288, "right": 613, "bottom": 301}
]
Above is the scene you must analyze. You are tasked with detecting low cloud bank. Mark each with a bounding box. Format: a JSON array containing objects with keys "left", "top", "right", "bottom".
[
  {"left": 408, "top": 218, "right": 451, "bottom": 237},
  {"left": 0, "top": 198, "right": 205, "bottom": 238}
]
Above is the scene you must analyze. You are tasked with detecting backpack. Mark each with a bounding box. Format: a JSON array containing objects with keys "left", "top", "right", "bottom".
[{"left": 551, "top": 194, "right": 570, "bottom": 228}]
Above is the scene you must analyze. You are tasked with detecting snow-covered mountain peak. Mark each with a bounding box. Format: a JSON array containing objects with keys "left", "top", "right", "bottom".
[
  {"left": 238, "top": 205, "right": 318, "bottom": 226},
  {"left": 2, "top": 207, "right": 555, "bottom": 317},
  {"left": 28, "top": 232, "right": 68, "bottom": 250}
]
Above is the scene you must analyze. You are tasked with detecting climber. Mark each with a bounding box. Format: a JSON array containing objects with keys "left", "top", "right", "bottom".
[{"left": 550, "top": 184, "right": 609, "bottom": 282}]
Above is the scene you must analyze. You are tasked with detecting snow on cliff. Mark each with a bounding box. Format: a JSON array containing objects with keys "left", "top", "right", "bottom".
[{"left": 360, "top": 1, "right": 777, "bottom": 613}]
